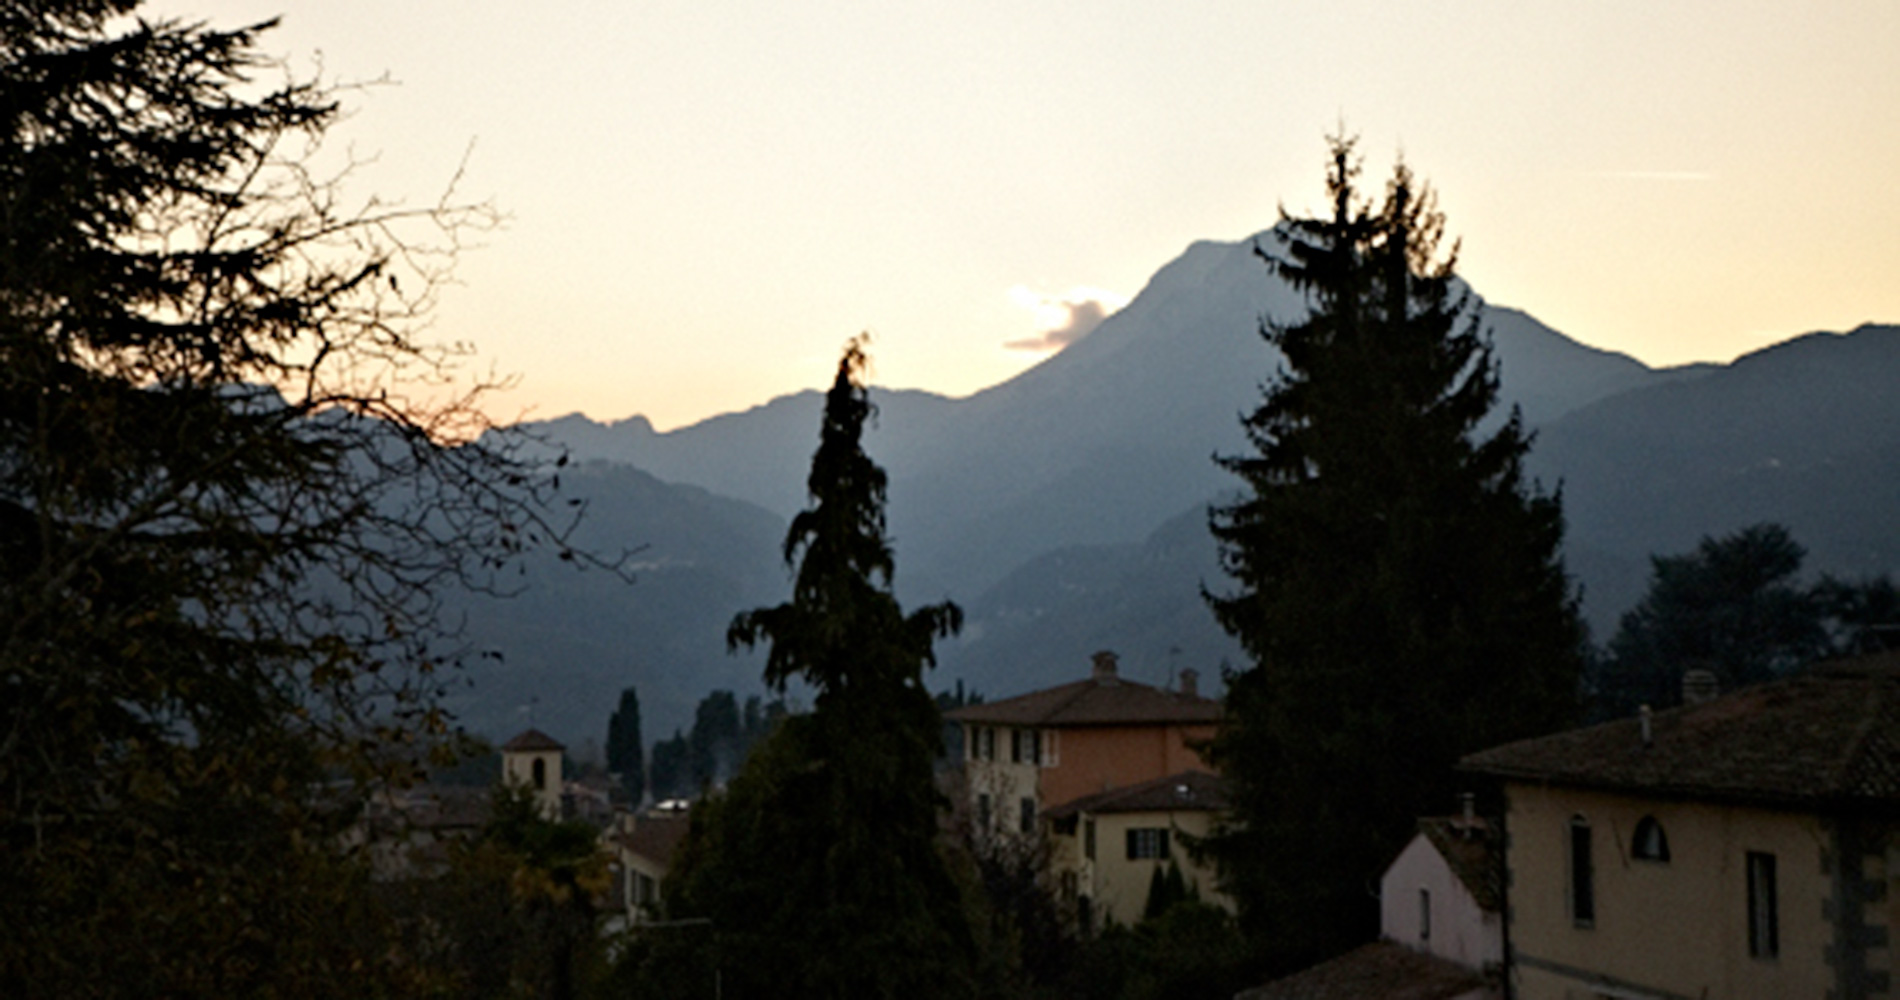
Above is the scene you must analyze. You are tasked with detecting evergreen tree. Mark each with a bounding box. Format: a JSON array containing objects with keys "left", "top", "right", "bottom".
[
  {"left": 686, "top": 689, "right": 741, "bottom": 787},
  {"left": 1592, "top": 523, "right": 1882, "bottom": 718},
  {"left": 643, "top": 338, "right": 979, "bottom": 998},
  {"left": 1, "top": 3, "right": 570, "bottom": 993},
  {"left": 606, "top": 686, "right": 645, "bottom": 803},
  {"left": 1204, "top": 136, "right": 1583, "bottom": 971},
  {"left": 647, "top": 729, "right": 690, "bottom": 801}
]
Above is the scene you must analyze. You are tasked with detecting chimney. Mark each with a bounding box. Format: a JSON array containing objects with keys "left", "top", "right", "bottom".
[
  {"left": 1681, "top": 669, "right": 1719, "bottom": 706},
  {"left": 1639, "top": 704, "right": 1654, "bottom": 747},
  {"left": 1091, "top": 650, "right": 1120, "bottom": 684},
  {"left": 1178, "top": 668, "right": 1199, "bottom": 698}
]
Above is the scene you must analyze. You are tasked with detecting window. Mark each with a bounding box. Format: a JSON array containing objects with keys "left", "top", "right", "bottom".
[
  {"left": 1019, "top": 797, "right": 1037, "bottom": 834},
  {"left": 1632, "top": 816, "right": 1670, "bottom": 862},
  {"left": 1419, "top": 888, "right": 1432, "bottom": 943},
  {"left": 531, "top": 757, "right": 547, "bottom": 791},
  {"left": 1011, "top": 728, "right": 1041, "bottom": 765},
  {"left": 1748, "top": 852, "right": 1778, "bottom": 959},
  {"left": 977, "top": 793, "right": 991, "bottom": 832},
  {"left": 970, "top": 726, "right": 996, "bottom": 762},
  {"left": 1569, "top": 816, "right": 1594, "bottom": 926},
  {"left": 1084, "top": 818, "right": 1096, "bottom": 861},
  {"left": 1126, "top": 827, "right": 1171, "bottom": 860}
]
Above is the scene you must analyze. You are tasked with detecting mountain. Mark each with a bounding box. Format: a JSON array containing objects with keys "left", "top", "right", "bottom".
[
  {"left": 1530, "top": 324, "right": 1900, "bottom": 627},
  {"left": 529, "top": 229, "right": 1681, "bottom": 605},
  {"left": 439, "top": 460, "right": 787, "bottom": 744},
  {"left": 483, "top": 229, "right": 1900, "bottom": 742}
]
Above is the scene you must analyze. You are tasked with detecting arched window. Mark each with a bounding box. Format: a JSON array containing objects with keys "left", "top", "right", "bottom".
[
  {"left": 1632, "top": 815, "right": 1670, "bottom": 862},
  {"left": 532, "top": 757, "right": 547, "bottom": 790}
]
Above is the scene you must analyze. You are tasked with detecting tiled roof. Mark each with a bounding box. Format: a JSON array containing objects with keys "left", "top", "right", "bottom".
[
  {"left": 502, "top": 728, "right": 566, "bottom": 752},
  {"left": 1237, "top": 941, "right": 1488, "bottom": 1000},
  {"left": 945, "top": 676, "right": 1220, "bottom": 728},
  {"left": 613, "top": 811, "right": 691, "bottom": 869},
  {"left": 1462, "top": 651, "right": 1900, "bottom": 812},
  {"left": 1415, "top": 817, "right": 1501, "bottom": 914},
  {"left": 1045, "top": 770, "right": 1229, "bottom": 819}
]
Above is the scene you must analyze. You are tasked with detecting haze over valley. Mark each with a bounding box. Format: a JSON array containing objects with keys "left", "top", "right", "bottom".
[{"left": 456, "top": 229, "right": 1900, "bottom": 744}]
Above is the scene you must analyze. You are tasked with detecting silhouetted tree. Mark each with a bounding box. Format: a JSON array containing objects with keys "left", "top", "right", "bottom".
[
  {"left": 637, "top": 339, "right": 981, "bottom": 998},
  {"left": 1814, "top": 574, "right": 1900, "bottom": 656},
  {"left": 647, "top": 729, "right": 690, "bottom": 801},
  {"left": 686, "top": 689, "right": 741, "bottom": 787},
  {"left": 606, "top": 686, "right": 646, "bottom": 803},
  {"left": 1204, "top": 136, "right": 1583, "bottom": 972},
  {"left": 1592, "top": 524, "right": 1893, "bottom": 718},
  {"left": 1, "top": 3, "right": 576, "bottom": 993}
]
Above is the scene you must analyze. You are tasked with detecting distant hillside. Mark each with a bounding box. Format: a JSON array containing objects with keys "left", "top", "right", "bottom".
[
  {"left": 528, "top": 229, "right": 1679, "bottom": 605},
  {"left": 473, "top": 231, "right": 1900, "bottom": 739},
  {"left": 440, "top": 460, "right": 786, "bottom": 743},
  {"left": 1530, "top": 324, "right": 1900, "bottom": 627}
]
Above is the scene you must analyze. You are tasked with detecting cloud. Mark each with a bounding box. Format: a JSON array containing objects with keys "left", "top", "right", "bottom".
[{"left": 1004, "top": 285, "right": 1129, "bottom": 352}]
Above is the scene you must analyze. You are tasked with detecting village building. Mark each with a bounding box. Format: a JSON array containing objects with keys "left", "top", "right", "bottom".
[
  {"left": 1241, "top": 804, "right": 1503, "bottom": 1000},
  {"left": 606, "top": 805, "right": 692, "bottom": 927},
  {"left": 1463, "top": 652, "right": 1900, "bottom": 1000},
  {"left": 501, "top": 728, "right": 567, "bottom": 820},
  {"left": 945, "top": 650, "right": 1220, "bottom": 840},
  {"left": 1045, "top": 769, "right": 1231, "bottom": 930}
]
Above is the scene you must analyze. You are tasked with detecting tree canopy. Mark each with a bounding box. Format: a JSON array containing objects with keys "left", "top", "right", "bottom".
[
  {"left": 1203, "top": 136, "right": 1584, "bottom": 971},
  {"left": 1, "top": 3, "right": 572, "bottom": 991},
  {"left": 606, "top": 686, "right": 646, "bottom": 803},
  {"left": 1592, "top": 522, "right": 1898, "bottom": 718},
  {"left": 633, "top": 339, "right": 981, "bottom": 998}
]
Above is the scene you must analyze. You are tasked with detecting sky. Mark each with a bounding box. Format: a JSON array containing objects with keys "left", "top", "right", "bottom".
[{"left": 149, "top": 0, "right": 1900, "bottom": 431}]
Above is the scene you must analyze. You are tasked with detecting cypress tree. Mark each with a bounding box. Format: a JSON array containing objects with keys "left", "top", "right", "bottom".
[
  {"left": 648, "top": 338, "right": 978, "bottom": 998},
  {"left": 606, "top": 686, "right": 645, "bottom": 803},
  {"left": 1204, "top": 136, "right": 1582, "bottom": 971}
]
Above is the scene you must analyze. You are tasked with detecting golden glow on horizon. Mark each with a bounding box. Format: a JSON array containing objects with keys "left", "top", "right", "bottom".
[{"left": 144, "top": 0, "right": 1900, "bottom": 432}]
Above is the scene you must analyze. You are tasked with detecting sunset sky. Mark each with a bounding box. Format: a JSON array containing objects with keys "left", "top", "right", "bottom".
[{"left": 152, "top": 0, "right": 1900, "bottom": 431}]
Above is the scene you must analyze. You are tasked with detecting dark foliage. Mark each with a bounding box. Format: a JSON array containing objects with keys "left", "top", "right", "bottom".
[
  {"left": 627, "top": 339, "right": 982, "bottom": 998},
  {"left": 1203, "top": 136, "right": 1583, "bottom": 972},
  {"left": 1065, "top": 901, "right": 1252, "bottom": 1000},
  {"left": 0, "top": 3, "right": 583, "bottom": 992},
  {"left": 1591, "top": 523, "right": 1900, "bottom": 718},
  {"left": 606, "top": 686, "right": 645, "bottom": 802}
]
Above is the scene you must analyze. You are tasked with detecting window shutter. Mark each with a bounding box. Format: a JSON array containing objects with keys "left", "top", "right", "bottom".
[
  {"left": 1158, "top": 829, "right": 1171, "bottom": 859},
  {"left": 1126, "top": 829, "right": 1139, "bottom": 860}
]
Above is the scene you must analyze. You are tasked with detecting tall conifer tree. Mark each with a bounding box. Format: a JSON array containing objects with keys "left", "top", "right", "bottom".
[
  {"left": 606, "top": 686, "right": 645, "bottom": 802},
  {"left": 1204, "top": 137, "right": 1582, "bottom": 970},
  {"left": 645, "top": 338, "right": 978, "bottom": 998}
]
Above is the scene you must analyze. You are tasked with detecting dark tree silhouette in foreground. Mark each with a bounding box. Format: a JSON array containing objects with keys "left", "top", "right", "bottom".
[
  {"left": 1, "top": 3, "right": 585, "bottom": 992},
  {"left": 635, "top": 339, "right": 981, "bottom": 998},
  {"left": 1204, "top": 136, "right": 1583, "bottom": 972}
]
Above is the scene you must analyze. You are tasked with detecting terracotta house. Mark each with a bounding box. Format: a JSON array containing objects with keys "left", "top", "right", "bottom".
[
  {"left": 1462, "top": 652, "right": 1900, "bottom": 1000},
  {"left": 945, "top": 650, "right": 1220, "bottom": 839}
]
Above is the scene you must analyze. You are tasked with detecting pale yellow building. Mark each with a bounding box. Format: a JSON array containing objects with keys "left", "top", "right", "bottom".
[
  {"left": 606, "top": 806, "right": 691, "bottom": 926},
  {"left": 501, "top": 728, "right": 566, "bottom": 820},
  {"left": 1464, "top": 653, "right": 1900, "bottom": 1000},
  {"left": 1045, "top": 769, "right": 1232, "bottom": 930}
]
